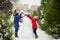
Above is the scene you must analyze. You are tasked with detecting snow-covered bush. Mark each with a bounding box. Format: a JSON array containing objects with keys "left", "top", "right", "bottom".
[{"left": 0, "top": 0, "right": 13, "bottom": 40}]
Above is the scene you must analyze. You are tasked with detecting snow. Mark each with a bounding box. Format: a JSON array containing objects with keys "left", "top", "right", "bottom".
[{"left": 10, "top": 13, "right": 58, "bottom": 40}]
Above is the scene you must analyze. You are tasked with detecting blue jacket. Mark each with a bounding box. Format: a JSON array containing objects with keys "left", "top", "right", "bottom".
[{"left": 14, "top": 13, "right": 22, "bottom": 29}]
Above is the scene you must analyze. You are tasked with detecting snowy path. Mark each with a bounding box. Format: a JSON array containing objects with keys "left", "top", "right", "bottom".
[
  {"left": 11, "top": 0, "right": 59, "bottom": 40},
  {"left": 11, "top": 16, "right": 56, "bottom": 40}
]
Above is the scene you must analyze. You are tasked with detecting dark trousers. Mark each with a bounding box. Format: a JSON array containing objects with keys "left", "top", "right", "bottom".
[
  {"left": 15, "top": 27, "right": 19, "bottom": 37},
  {"left": 15, "top": 27, "right": 19, "bottom": 32},
  {"left": 33, "top": 28, "right": 37, "bottom": 36}
]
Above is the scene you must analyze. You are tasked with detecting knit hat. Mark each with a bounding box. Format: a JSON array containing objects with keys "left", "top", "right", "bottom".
[{"left": 34, "top": 16, "right": 38, "bottom": 18}]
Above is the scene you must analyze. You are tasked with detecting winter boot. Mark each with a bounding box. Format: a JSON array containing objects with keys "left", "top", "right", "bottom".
[
  {"left": 15, "top": 32, "right": 18, "bottom": 37},
  {"left": 35, "top": 35, "right": 38, "bottom": 38}
]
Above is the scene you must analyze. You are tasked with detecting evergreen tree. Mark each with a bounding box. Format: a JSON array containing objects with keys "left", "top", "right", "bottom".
[
  {"left": 43, "top": 0, "right": 60, "bottom": 39},
  {"left": 0, "top": 0, "right": 13, "bottom": 40}
]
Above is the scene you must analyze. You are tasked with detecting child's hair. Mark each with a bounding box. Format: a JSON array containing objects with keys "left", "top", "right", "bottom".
[{"left": 13, "top": 10, "right": 17, "bottom": 15}]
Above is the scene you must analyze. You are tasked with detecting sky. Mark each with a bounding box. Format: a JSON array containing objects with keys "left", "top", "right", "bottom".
[{"left": 19, "top": 0, "right": 41, "bottom": 6}]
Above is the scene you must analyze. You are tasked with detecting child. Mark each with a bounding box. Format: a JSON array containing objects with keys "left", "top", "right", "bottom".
[
  {"left": 13, "top": 9, "right": 23, "bottom": 37},
  {"left": 26, "top": 14, "right": 38, "bottom": 38}
]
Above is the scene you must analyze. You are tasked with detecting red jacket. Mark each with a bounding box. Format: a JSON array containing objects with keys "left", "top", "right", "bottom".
[{"left": 27, "top": 15, "right": 38, "bottom": 28}]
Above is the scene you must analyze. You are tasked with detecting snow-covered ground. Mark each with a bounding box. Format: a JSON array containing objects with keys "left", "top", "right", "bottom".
[{"left": 10, "top": 14, "right": 59, "bottom": 40}]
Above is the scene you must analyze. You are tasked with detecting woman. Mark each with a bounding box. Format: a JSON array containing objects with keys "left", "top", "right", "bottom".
[{"left": 13, "top": 9, "right": 23, "bottom": 37}]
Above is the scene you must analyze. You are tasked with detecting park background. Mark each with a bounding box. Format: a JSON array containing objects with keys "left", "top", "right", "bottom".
[{"left": 0, "top": 0, "right": 60, "bottom": 40}]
